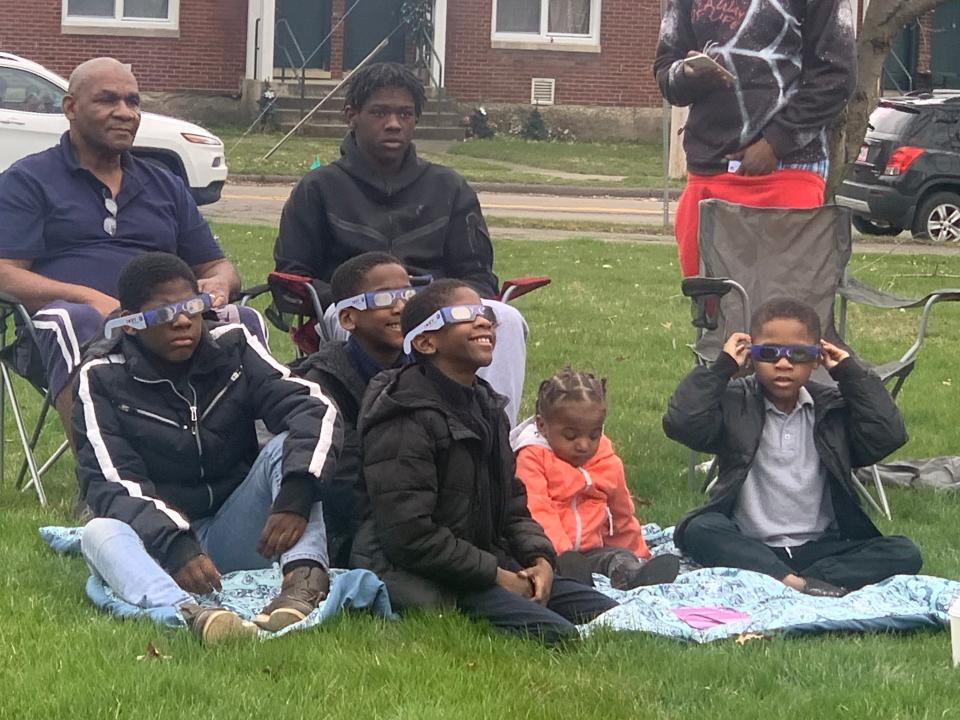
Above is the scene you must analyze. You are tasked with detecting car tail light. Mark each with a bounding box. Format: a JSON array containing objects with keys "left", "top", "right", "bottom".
[{"left": 882, "top": 146, "right": 924, "bottom": 176}]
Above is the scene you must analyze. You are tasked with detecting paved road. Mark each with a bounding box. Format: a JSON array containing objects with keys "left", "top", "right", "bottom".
[
  {"left": 203, "top": 182, "right": 960, "bottom": 256},
  {"left": 203, "top": 183, "right": 677, "bottom": 226}
]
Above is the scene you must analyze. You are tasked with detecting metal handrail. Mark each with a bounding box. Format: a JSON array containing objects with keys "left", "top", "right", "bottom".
[
  {"left": 276, "top": 17, "right": 307, "bottom": 68},
  {"left": 885, "top": 47, "right": 914, "bottom": 93},
  {"left": 414, "top": 25, "right": 443, "bottom": 91}
]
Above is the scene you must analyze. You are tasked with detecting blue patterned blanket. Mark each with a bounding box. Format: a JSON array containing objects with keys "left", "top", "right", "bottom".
[
  {"left": 40, "top": 524, "right": 960, "bottom": 643},
  {"left": 39, "top": 526, "right": 395, "bottom": 638}
]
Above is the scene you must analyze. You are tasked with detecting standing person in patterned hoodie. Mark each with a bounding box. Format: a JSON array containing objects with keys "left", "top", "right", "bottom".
[
  {"left": 511, "top": 368, "right": 680, "bottom": 590},
  {"left": 654, "top": 0, "right": 857, "bottom": 276}
]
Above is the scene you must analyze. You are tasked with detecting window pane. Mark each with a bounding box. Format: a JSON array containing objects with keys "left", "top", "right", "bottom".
[
  {"left": 496, "top": 0, "right": 541, "bottom": 33},
  {"left": 548, "top": 0, "right": 591, "bottom": 34},
  {"left": 66, "top": 0, "right": 115, "bottom": 17},
  {"left": 123, "top": 0, "right": 169, "bottom": 19},
  {"left": 0, "top": 68, "right": 66, "bottom": 115}
]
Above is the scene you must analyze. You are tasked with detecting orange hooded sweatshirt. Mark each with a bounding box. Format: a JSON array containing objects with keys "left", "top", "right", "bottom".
[{"left": 510, "top": 417, "right": 650, "bottom": 558}]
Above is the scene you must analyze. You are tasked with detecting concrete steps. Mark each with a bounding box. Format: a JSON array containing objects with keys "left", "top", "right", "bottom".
[{"left": 271, "top": 80, "right": 465, "bottom": 141}]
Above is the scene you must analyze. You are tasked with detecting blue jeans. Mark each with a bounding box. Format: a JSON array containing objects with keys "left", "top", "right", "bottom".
[
  {"left": 458, "top": 577, "right": 618, "bottom": 646},
  {"left": 80, "top": 433, "right": 328, "bottom": 609}
]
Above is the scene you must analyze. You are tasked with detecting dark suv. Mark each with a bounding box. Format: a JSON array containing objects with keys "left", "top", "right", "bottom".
[{"left": 837, "top": 91, "right": 960, "bottom": 242}]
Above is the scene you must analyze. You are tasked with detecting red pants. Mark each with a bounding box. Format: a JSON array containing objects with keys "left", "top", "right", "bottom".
[{"left": 674, "top": 169, "right": 826, "bottom": 277}]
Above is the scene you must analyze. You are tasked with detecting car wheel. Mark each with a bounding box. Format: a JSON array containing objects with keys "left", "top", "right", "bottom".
[
  {"left": 851, "top": 215, "right": 903, "bottom": 236},
  {"left": 913, "top": 191, "right": 960, "bottom": 242},
  {"left": 135, "top": 152, "right": 186, "bottom": 184}
]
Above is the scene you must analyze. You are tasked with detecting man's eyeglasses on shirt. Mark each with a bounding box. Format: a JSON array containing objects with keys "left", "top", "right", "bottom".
[
  {"left": 750, "top": 344, "right": 820, "bottom": 364},
  {"left": 104, "top": 293, "right": 212, "bottom": 338},
  {"left": 333, "top": 286, "right": 420, "bottom": 314},
  {"left": 403, "top": 304, "right": 498, "bottom": 354},
  {"left": 103, "top": 194, "right": 118, "bottom": 237}
]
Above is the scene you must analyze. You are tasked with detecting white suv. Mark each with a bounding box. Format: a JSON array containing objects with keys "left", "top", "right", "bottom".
[{"left": 0, "top": 53, "right": 227, "bottom": 205}]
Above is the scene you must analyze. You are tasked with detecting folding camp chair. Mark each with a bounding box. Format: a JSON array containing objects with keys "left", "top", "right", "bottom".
[
  {"left": 681, "top": 199, "right": 960, "bottom": 519},
  {"left": 0, "top": 293, "right": 70, "bottom": 506},
  {"left": 243, "top": 272, "right": 552, "bottom": 359}
]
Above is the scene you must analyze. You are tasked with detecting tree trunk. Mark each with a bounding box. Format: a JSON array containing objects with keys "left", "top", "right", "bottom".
[{"left": 825, "top": 0, "right": 948, "bottom": 199}]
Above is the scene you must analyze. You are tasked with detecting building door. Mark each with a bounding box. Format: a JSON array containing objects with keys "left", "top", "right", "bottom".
[
  {"left": 274, "top": 0, "right": 333, "bottom": 75},
  {"left": 343, "top": 0, "right": 405, "bottom": 69},
  {"left": 931, "top": 1, "right": 960, "bottom": 88}
]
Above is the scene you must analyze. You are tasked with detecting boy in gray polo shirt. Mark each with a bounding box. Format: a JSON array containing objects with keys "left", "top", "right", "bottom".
[{"left": 664, "top": 298, "right": 922, "bottom": 597}]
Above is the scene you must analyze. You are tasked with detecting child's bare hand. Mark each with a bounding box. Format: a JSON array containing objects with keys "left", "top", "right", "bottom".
[
  {"left": 517, "top": 558, "right": 554, "bottom": 606},
  {"left": 173, "top": 553, "right": 222, "bottom": 595},
  {"left": 820, "top": 340, "right": 850, "bottom": 369},
  {"left": 722, "top": 332, "right": 752, "bottom": 368},
  {"left": 496, "top": 567, "right": 534, "bottom": 598}
]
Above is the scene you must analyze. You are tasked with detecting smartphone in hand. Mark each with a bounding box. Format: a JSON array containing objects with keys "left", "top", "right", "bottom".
[{"left": 682, "top": 53, "right": 735, "bottom": 83}]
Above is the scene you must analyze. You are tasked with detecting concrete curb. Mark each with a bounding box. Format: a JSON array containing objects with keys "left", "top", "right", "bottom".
[{"left": 228, "top": 174, "right": 680, "bottom": 199}]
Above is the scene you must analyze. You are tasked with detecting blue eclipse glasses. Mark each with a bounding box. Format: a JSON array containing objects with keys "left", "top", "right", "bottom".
[
  {"left": 750, "top": 343, "right": 820, "bottom": 364},
  {"left": 333, "top": 286, "right": 420, "bottom": 314},
  {"left": 104, "top": 293, "right": 212, "bottom": 339},
  {"left": 403, "top": 304, "right": 498, "bottom": 354}
]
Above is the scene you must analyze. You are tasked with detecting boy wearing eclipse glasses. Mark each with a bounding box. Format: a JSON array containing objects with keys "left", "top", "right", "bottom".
[
  {"left": 349, "top": 279, "right": 617, "bottom": 644},
  {"left": 664, "top": 298, "right": 922, "bottom": 597},
  {"left": 75, "top": 253, "right": 343, "bottom": 644},
  {"left": 291, "top": 252, "right": 419, "bottom": 566}
]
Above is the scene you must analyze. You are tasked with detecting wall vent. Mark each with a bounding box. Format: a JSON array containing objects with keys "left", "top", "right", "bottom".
[{"left": 531, "top": 77, "right": 556, "bottom": 105}]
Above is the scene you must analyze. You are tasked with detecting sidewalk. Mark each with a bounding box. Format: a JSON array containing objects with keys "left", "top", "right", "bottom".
[{"left": 228, "top": 174, "right": 679, "bottom": 199}]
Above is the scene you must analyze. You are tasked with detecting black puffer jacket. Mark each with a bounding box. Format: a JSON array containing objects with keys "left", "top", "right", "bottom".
[
  {"left": 350, "top": 363, "right": 555, "bottom": 610},
  {"left": 74, "top": 322, "right": 342, "bottom": 573},
  {"left": 273, "top": 134, "right": 498, "bottom": 310},
  {"left": 290, "top": 341, "right": 369, "bottom": 565},
  {"left": 663, "top": 354, "right": 907, "bottom": 549}
]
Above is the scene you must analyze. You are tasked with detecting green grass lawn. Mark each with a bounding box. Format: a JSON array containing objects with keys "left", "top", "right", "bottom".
[
  {"left": 4, "top": 227, "right": 960, "bottom": 717},
  {"left": 213, "top": 126, "right": 675, "bottom": 188}
]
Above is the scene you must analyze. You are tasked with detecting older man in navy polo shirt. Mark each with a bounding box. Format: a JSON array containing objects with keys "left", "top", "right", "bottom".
[{"left": 0, "top": 57, "right": 248, "bottom": 439}]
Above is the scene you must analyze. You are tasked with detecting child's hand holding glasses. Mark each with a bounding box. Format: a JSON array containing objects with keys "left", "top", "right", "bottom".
[
  {"left": 722, "top": 332, "right": 752, "bottom": 368},
  {"left": 819, "top": 340, "right": 850, "bottom": 370}
]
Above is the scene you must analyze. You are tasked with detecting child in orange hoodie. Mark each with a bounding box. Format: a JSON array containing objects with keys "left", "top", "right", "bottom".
[{"left": 511, "top": 368, "right": 679, "bottom": 589}]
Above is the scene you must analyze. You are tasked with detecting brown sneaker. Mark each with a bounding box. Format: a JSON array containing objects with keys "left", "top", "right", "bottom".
[
  {"left": 179, "top": 603, "right": 258, "bottom": 646},
  {"left": 254, "top": 565, "right": 330, "bottom": 632}
]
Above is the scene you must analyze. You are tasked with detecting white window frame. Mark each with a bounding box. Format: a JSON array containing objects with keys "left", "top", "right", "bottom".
[
  {"left": 491, "top": 0, "right": 601, "bottom": 53},
  {"left": 61, "top": 0, "right": 180, "bottom": 37}
]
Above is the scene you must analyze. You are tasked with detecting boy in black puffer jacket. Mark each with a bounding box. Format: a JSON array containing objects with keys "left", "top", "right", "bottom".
[
  {"left": 292, "top": 251, "right": 414, "bottom": 566},
  {"left": 664, "top": 298, "right": 922, "bottom": 597},
  {"left": 350, "top": 280, "right": 617, "bottom": 644},
  {"left": 76, "top": 253, "right": 342, "bottom": 643}
]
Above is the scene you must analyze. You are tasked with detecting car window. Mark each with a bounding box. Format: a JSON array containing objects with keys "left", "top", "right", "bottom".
[
  {"left": 870, "top": 104, "right": 950, "bottom": 146},
  {"left": 871, "top": 105, "right": 920, "bottom": 137},
  {"left": 0, "top": 67, "right": 65, "bottom": 115}
]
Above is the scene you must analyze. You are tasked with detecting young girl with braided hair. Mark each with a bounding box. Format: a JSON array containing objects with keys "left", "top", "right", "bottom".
[{"left": 510, "top": 368, "right": 679, "bottom": 589}]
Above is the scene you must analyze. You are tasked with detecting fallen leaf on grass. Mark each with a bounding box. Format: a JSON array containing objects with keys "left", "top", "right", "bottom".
[
  {"left": 661, "top": 321, "right": 672, "bottom": 330},
  {"left": 735, "top": 633, "right": 766, "bottom": 645},
  {"left": 136, "top": 642, "right": 170, "bottom": 661}
]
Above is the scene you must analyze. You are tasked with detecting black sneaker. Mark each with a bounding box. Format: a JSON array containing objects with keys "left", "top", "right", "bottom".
[
  {"left": 800, "top": 577, "right": 849, "bottom": 598},
  {"left": 179, "top": 603, "right": 258, "bottom": 645},
  {"left": 254, "top": 565, "right": 330, "bottom": 631},
  {"left": 610, "top": 553, "right": 681, "bottom": 590}
]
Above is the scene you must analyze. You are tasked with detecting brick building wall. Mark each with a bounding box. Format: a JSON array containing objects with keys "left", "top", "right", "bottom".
[
  {"left": 445, "top": 0, "right": 662, "bottom": 108},
  {"left": 0, "top": 0, "right": 247, "bottom": 93}
]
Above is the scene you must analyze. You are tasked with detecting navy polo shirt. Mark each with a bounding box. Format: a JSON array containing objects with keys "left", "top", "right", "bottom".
[{"left": 0, "top": 133, "right": 224, "bottom": 297}]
